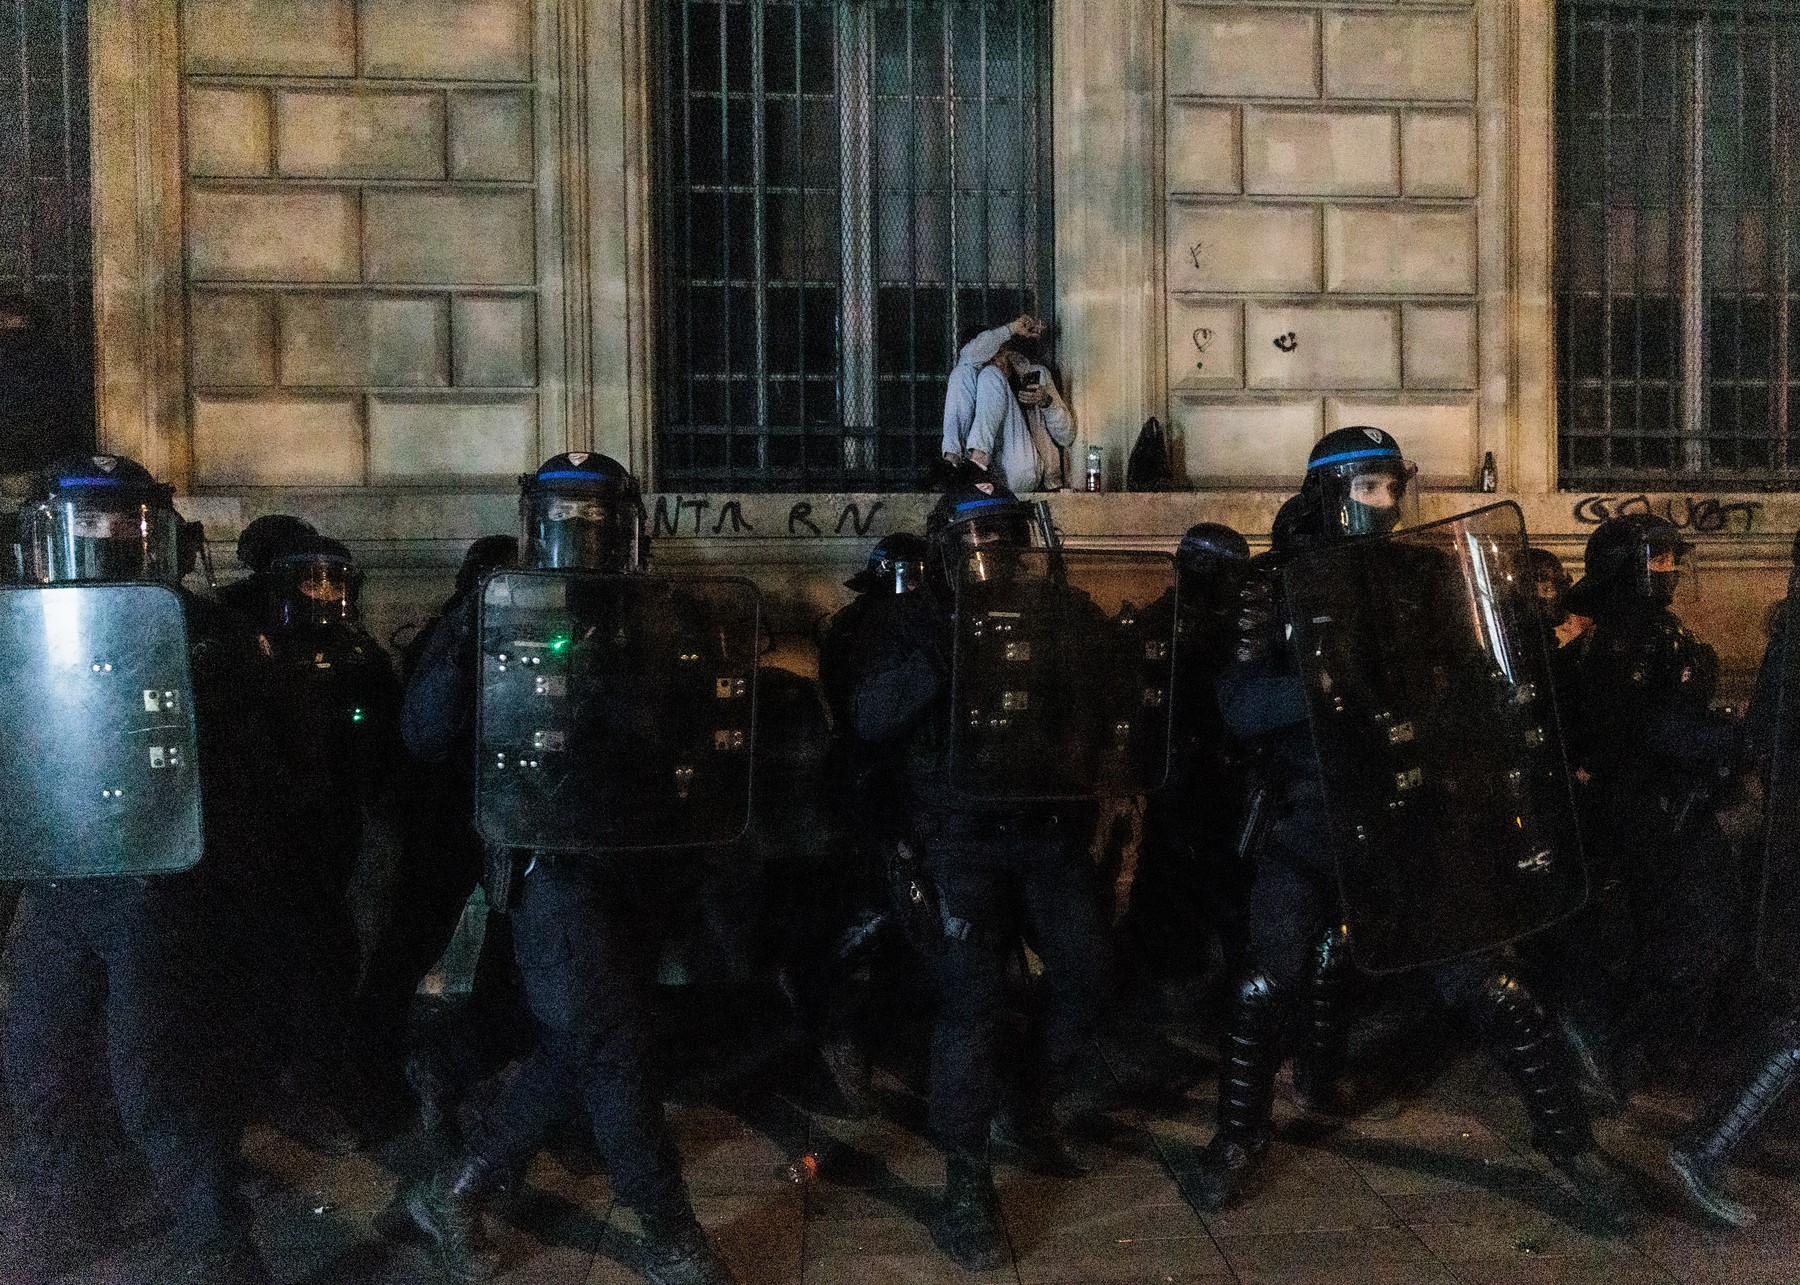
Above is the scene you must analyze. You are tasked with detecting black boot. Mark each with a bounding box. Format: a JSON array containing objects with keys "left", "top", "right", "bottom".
[
  {"left": 929, "top": 1149, "right": 1005, "bottom": 1271},
  {"left": 1291, "top": 925, "right": 1360, "bottom": 1115},
  {"left": 405, "top": 1154, "right": 500, "bottom": 1283},
  {"left": 990, "top": 1092, "right": 1093, "bottom": 1178},
  {"left": 638, "top": 1208, "right": 739, "bottom": 1285},
  {"left": 1670, "top": 1037, "right": 1800, "bottom": 1228},
  {"left": 1182, "top": 970, "right": 1285, "bottom": 1212},
  {"left": 1473, "top": 972, "right": 1639, "bottom": 1233}
]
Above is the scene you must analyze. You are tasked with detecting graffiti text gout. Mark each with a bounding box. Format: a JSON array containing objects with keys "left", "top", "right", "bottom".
[{"left": 1572, "top": 494, "right": 1763, "bottom": 534}]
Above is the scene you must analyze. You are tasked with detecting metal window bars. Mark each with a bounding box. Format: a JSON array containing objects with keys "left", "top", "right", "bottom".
[
  {"left": 0, "top": 0, "right": 93, "bottom": 469},
  {"left": 1556, "top": 0, "right": 1800, "bottom": 490},
  {"left": 654, "top": 0, "right": 1052, "bottom": 491}
]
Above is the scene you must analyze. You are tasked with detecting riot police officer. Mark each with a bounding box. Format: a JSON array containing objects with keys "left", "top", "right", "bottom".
[
  {"left": 349, "top": 532, "right": 524, "bottom": 1137},
  {"left": 1121, "top": 522, "right": 1253, "bottom": 1003},
  {"left": 399, "top": 454, "right": 738, "bottom": 1285},
  {"left": 843, "top": 472, "right": 1111, "bottom": 1271},
  {"left": 1553, "top": 515, "right": 1740, "bottom": 1095},
  {"left": 1188, "top": 429, "right": 1635, "bottom": 1228},
  {"left": 3, "top": 454, "right": 273, "bottom": 1283},
  {"left": 1665, "top": 529, "right": 1800, "bottom": 1227},
  {"left": 803, "top": 532, "right": 930, "bottom": 1115},
  {"left": 251, "top": 533, "right": 402, "bottom": 1148}
]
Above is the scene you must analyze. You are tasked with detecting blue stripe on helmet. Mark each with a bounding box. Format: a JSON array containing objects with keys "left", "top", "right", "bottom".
[
  {"left": 951, "top": 495, "right": 1021, "bottom": 517},
  {"left": 534, "top": 470, "right": 618, "bottom": 483},
  {"left": 1307, "top": 445, "right": 1402, "bottom": 471},
  {"left": 52, "top": 475, "right": 133, "bottom": 487}
]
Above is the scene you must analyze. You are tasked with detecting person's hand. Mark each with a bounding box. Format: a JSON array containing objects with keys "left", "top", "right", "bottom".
[
  {"left": 1009, "top": 314, "right": 1046, "bottom": 339},
  {"left": 1016, "top": 384, "right": 1050, "bottom": 408},
  {"left": 969, "top": 449, "right": 990, "bottom": 469}
]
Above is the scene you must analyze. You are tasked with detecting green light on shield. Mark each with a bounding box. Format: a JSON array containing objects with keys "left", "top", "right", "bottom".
[
  {"left": 351, "top": 707, "right": 366, "bottom": 723},
  {"left": 549, "top": 634, "right": 572, "bottom": 655}
]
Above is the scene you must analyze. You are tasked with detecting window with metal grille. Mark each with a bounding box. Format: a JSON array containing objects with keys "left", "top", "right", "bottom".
[
  {"left": 0, "top": 0, "right": 91, "bottom": 474},
  {"left": 655, "top": 0, "right": 1052, "bottom": 491},
  {"left": 1556, "top": 0, "right": 1800, "bottom": 490}
]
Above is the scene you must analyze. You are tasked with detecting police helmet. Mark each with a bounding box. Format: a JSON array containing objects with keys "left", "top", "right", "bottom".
[
  {"left": 1567, "top": 513, "right": 1692, "bottom": 615},
  {"left": 926, "top": 468, "right": 1049, "bottom": 589},
  {"left": 17, "top": 453, "right": 185, "bottom": 585},
  {"left": 1175, "top": 522, "right": 1251, "bottom": 615},
  {"left": 519, "top": 453, "right": 645, "bottom": 573},
  {"left": 263, "top": 533, "right": 362, "bottom": 631},
  {"left": 1301, "top": 427, "right": 1417, "bottom": 540},
  {"left": 845, "top": 532, "right": 927, "bottom": 595},
  {"left": 236, "top": 514, "right": 317, "bottom": 574},
  {"left": 455, "top": 534, "right": 520, "bottom": 600}
]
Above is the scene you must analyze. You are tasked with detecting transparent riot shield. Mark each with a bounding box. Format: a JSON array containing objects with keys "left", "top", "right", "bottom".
[
  {"left": 0, "top": 583, "right": 203, "bottom": 879},
  {"left": 1758, "top": 603, "right": 1800, "bottom": 982},
  {"left": 1281, "top": 502, "right": 1586, "bottom": 974},
  {"left": 475, "top": 570, "right": 760, "bottom": 852},
  {"left": 947, "top": 549, "right": 1179, "bottom": 802}
]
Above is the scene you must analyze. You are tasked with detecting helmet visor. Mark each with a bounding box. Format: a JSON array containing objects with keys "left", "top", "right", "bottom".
[
  {"left": 22, "top": 496, "right": 182, "bottom": 584},
  {"left": 1640, "top": 530, "right": 1698, "bottom": 607},
  {"left": 266, "top": 556, "right": 361, "bottom": 630},
  {"left": 951, "top": 511, "right": 1041, "bottom": 584},
  {"left": 523, "top": 492, "right": 641, "bottom": 572},
  {"left": 1317, "top": 460, "right": 1419, "bottom": 539}
]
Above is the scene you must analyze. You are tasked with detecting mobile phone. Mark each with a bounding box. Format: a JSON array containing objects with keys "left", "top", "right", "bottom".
[{"left": 1023, "top": 369, "right": 1043, "bottom": 389}]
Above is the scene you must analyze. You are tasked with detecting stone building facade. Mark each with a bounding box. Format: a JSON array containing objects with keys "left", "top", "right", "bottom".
[{"left": 80, "top": 0, "right": 1794, "bottom": 683}]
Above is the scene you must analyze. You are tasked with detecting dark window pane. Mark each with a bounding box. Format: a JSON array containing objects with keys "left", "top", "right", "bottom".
[
  {"left": 658, "top": 0, "right": 1049, "bottom": 488},
  {"left": 0, "top": 0, "right": 92, "bottom": 471},
  {"left": 763, "top": 4, "right": 797, "bottom": 94}
]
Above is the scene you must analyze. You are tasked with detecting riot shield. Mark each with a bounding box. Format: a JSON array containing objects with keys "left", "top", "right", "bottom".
[
  {"left": 947, "top": 549, "right": 1179, "bottom": 802},
  {"left": 1758, "top": 603, "right": 1800, "bottom": 981},
  {"left": 475, "top": 570, "right": 760, "bottom": 852},
  {"left": 1281, "top": 502, "right": 1586, "bottom": 974},
  {"left": 0, "top": 583, "right": 203, "bottom": 879}
]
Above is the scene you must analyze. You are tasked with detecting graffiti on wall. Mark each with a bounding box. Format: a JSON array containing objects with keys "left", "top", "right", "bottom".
[
  {"left": 1572, "top": 494, "right": 1763, "bottom": 534},
  {"left": 650, "top": 495, "right": 892, "bottom": 540}
]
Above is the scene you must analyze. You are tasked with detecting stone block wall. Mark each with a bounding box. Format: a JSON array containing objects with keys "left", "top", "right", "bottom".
[
  {"left": 179, "top": 0, "right": 541, "bottom": 488},
  {"left": 1165, "top": 0, "right": 1485, "bottom": 486}
]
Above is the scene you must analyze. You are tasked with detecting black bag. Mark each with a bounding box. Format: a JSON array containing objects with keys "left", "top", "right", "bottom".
[{"left": 1127, "top": 416, "right": 1177, "bottom": 491}]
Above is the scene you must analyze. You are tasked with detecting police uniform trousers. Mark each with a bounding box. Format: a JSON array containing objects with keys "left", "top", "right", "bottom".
[
  {"left": 470, "top": 855, "right": 689, "bottom": 1221},
  {"left": 2, "top": 878, "right": 238, "bottom": 1248},
  {"left": 920, "top": 824, "right": 1110, "bottom": 1155}
]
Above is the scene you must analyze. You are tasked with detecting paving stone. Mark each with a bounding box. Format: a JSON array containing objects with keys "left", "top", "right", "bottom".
[
  {"left": 1213, "top": 1225, "right": 1458, "bottom": 1284},
  {"left": 1387, "top": 1187, "right": 1624, "bottom": 1262},
  {"left": 1447, "top": 1245, "right": 1680, "bottom": 1284},
  {"left": 1013, "top": 1229, "right": 1232, "bottom": 1283},
  {"left": 805, "top": 1253, "right": 1015, "bottom": 1285}
]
